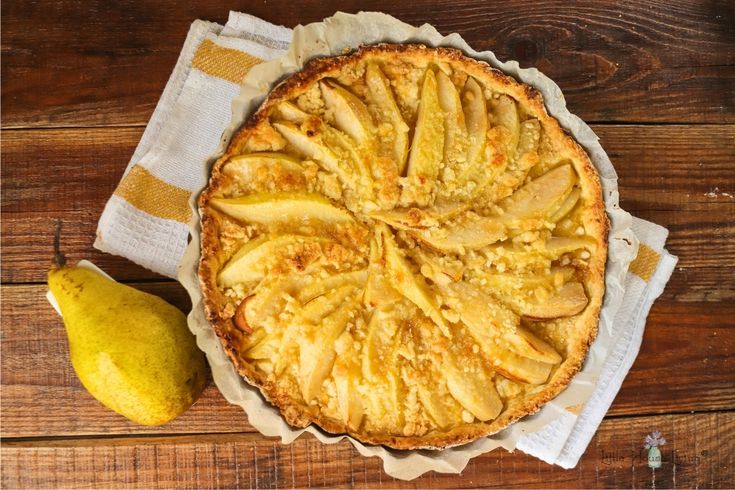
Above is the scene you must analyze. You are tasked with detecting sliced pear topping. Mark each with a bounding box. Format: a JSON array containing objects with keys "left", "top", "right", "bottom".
[
  {"left": 210, "top": 192, "right": 353, "bottom": 226},
  {"left": 414, "top": 213, "right": 506, "bottom": 253},
  {"left": 488, "top": 347, "right": 554, "bottom": 385},
  {"left": 274, "top": 101, "right": 310, "bottom": 123},
  {"left": 402, "top": 69, "right": 445, "bottom": 206},
  {"left": 365, "top": 62, "right": 409, "bottom": 174},
  {"left": 273, "top": 121, "right": 354, "bottom": 184},
  {"left": 545, "top": 236, "right": 597, "bottom": 257},
  {"left": 371, "top": 208, "right": 506, "bottom": 254},
  {"left": 296, "top": 269, "right": 367, "bottom": 304},
  {"left": 332, "top": 334, "right": 365, "bottom": 430},
  {"left": 300, "top": 285, "right": 358, "bottom": 324},
  {"left": 363, "top": 235, "right": 402, "bottom": 308},
  {"left": 224, "top": 152, "right": 303, "bottom": 175},
  {"left": 549, "top": 187, "right": 581, "bottom": 223},
  {"left": 439, "top": 281, "right": 562, "bottom": 372},
  {"left": 500, "top": 164, "right": 576, "bottom": 221},
  {"left": 523, "top": 282, "right": 589, "bottom": 320},
  {"left": 453, "top": 77, "right": 490, "bottom": 194},
  {"left": 416, "top": 380, "right": 463, "bottom": 429},
  {"left": 490, "top": 94, "right": 520, "bottom": 156},
  {"left": 320, "top": 79, "right": 374, "bottom": 144},
  {"left": 378, "top": 224, "right": 451, "bottom": 337},
  {"left": 436, "top": 71, "right": 468, "bottom": 181},
  {"left": 218, "top": 235, "right": 329, "bottom": 287},
  {"left": 444, "top": 350, "right": 503, "bottom": 421},
  {"left": 298, "top": 295, "right": 360, "bottom": 401}
]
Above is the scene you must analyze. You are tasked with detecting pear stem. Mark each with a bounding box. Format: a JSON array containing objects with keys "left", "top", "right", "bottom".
[{"left": 53, "top": 219, "right": 67, "bottom": 269}]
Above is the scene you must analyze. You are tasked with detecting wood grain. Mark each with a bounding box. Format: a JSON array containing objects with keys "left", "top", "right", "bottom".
[
  {"left": 2, "top": 412, "right": 733, "bottom": 488},
  {"left": 2, "top": 282, "right": 733, "bottom": 438},
  {"left": 3, "top": 124, "right": 733, "bottom": 283},
  {"left": 2, "top": 0, "right": 734, "bottom": 128}
]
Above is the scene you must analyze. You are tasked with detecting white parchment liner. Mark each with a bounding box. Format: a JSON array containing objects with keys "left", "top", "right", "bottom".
[{"left": 178, "top": 12, "right": 639, "bottom": 480}]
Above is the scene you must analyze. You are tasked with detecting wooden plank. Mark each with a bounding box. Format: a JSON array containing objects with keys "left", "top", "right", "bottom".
[
  {"left": 2, "top": 281, "right": 733, "bottom": 437},
  {"left": 2, "top": 0, "right": 734, "bottom": 128},
  {"left": 3, "top": 125, "right": 733, "bottom": 283},
  {"left": 2, "top": 412, "right": 733, "bottom": 488}
]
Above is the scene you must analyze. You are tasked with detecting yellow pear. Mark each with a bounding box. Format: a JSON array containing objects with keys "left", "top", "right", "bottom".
[{"left": 48, "top": 264, "right": 207, "bottom": 425}]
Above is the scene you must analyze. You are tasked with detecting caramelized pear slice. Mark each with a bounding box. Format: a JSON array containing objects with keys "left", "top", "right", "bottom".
[
  {"left": 545, "top": 236, "right": 597, "bottom": 257},
  {"left": 454, "top": 77, "right": 490, "bottom": 194},
  {"left": 524, "top": 282, "right": 589, "bottom": 320},
  {"left": 444, "top": 342, "right": 503, "bottom": 421},
  {"left": 320, "top": 79, "right": 374, "bottom": 144},
  {"left": 490, "top": 94, "right": 520, "bottom": 156},
  {"left": 371, "top": 208, "right": 506, "bottom": 253},
  {"left": 300, "top": 285, "right": 359, "bottom": 324},
  {"left": 365, "top": 62, "right": 409, "bottom": 174},
  {"left": 224, "top": 152, "right": 303, "bottom": 175},
  {"left": 500, "top": 164, "right": 576, "bottom": 221},
  {"left": 436, "top": 70, "right": 468, "bottom": 179},
  {"left": 274, "top": 101, "right": 310, "bottom": 123},
  {"left": 210, "top": 192, "right": 354, "bottom": 226},
  {"left": 218, "top": 235, "right": 329, "bottom": 287},
  {"left": 414, "top": 213, "right": 506, "bottom": 253},
  {"left": 296, "top": 269, "right": 368, "bottom": 304},
  {"left": 332, "top": 337, "right": 365, "bottom": 430},
  {"left": 298, "top": 295, "right": 360, "bottom": 401},
  {"left": 378, "top": 224, "right": 450, "bottom": 337},
  {"left": 549, "top": 187, "right": 581, "bottom": 223},
  {"left": 489, "top": 347, "right": 554, "bottom": 385},
  {"left": 273, "top": 121, "right": 354, "bottom": 184},
  {"left": 402, "top": 69, "right": 444, "bottom": 206},
  {"left": 439, "top": 281, "right": 562, "bottom": 367}
]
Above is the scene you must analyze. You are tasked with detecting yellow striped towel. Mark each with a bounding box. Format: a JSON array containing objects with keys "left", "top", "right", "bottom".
[
  {"left": 95, "top": 12, "right": 291, "bottom": 277},
  {"left": 93, "top": 11, "right": 678, "bottom": 473}
]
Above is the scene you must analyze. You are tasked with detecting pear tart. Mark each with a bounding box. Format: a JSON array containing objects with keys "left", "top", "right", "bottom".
[{"left": 199, "top": 44, "right": 608, "bottom": 449}]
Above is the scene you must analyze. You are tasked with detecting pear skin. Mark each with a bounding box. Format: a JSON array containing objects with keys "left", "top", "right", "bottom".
[{"left": 48, "top": 265, "right": 208, "bottom": 425}]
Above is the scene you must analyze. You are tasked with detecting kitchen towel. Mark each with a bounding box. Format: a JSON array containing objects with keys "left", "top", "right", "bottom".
[{"left": 94, "top": 11, "right": 677, "bottom": 471}]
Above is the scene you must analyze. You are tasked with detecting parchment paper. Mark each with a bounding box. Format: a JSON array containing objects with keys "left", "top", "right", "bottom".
[{"left": 178, "top": 11, "right": 639, "bottom": 480}]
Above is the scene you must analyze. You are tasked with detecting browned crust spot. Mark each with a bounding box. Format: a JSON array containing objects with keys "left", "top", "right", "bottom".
[{"left": 198, "top": 43, "right": 609, "bottom": 450}]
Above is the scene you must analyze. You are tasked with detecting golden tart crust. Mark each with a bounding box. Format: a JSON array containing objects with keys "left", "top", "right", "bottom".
[{"left": 199, "top": 44, "right": 608, "bottom": 450}]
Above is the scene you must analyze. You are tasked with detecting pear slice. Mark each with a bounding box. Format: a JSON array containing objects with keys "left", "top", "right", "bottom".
[
  {"left": 296, "top": 269, "right": 368, "bottom": 304},
  {"left": 274, "top": 101, "right": 310, "bottom": 124},
  {"left": 371, "top": 209, "right": 506, "bottom": 254},
  {"left": 218, "top": 235, "right": 329, "bottom": 287},
  {"left": 523, "top": 282, "right": 589, "bottom": 320},
  {"left": 488, "top": 346, "right": 554, "bottom": 385},
  {"left": 490, "top": 94, "right": 521, "bottom": 156},
  {"left": 365, "top": 62, "right": 409, "bottom": 174},
  {"left": 369, "top": 203, "right": 468, "bottom": 230},
  {"left": 378, "top": 224, "right": 451, "bottom": 337},
  {"left": 436, "top": 71, "right": 468, "bottom": 180},
  {"left": 223, "top": 152, "right": 304, "bottom": 176},
  {"left": 320, "top": 79, "right": 374, "bottom": 144},
  {"left": 414, "top": 213, "right": 506, "bottom": 253},
  {"left": 298, "top": 295, "right": 359, "bottom": 401},
  {"left": 402, "top": 69, "right": 445, "bottom": 206},
  {"left": 210, "top": 192, "right": 353, "bottom": 226},
  {"left": 453, "top": 77, "right": 491, "bottom": 195},
  {"left": 549, "top": 187, "right": 581, "bottom": 223},
  {"left": 332, "top": 338, "right": 364, "bottom": 430},
  {"left": 416, "top": 381, "right": 462, "bottom": 429},
  {"left": 300, "top": 285, "right": 359, "bottom": 324},
  {"left": 500, "top": 164, "right": 576, "bottom": 221},
  {"left": 363, "top": 235, "right": 402, "bottom": 308},
  {"left": 273, "top": 121, "right": 354, "bottom": 184},
  {"left": 439, "top": 281, "right": 562, "bottom": 368},
  {"left": 545, "top": 236, "right": 597, "bottom": 257},
  {"left": 444, "top": 351, "right": 503, "bottom": 421}
]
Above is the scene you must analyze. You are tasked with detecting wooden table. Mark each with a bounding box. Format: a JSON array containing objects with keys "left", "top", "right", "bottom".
[{"left": 2, "top": 1, "right": 734, "bottom": 487}]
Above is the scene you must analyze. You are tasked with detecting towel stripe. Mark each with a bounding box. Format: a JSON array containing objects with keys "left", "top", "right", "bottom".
[
  {"left": 629, "top": 243, "right": 661, "bottom": 282},
  {"left": 192, "top": 39, "right": 263, "bottom": 83},
  {"left": 113, "top": 165, "right": 192, "bottom": 224}
]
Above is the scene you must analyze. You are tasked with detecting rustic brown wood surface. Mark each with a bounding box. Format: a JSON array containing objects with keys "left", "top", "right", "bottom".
[{"left": 2, "top": 0, "right": 734, "bottom": 487}]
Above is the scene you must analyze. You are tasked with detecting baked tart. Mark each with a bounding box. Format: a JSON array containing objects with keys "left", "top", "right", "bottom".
[{"left": 199, "top": 44, "right": 608, "bottom": 449}]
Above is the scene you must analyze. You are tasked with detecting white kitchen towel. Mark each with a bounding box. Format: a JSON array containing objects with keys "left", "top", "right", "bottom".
[{"left": 94, "top": 11, "right": 677, "bottom": 469}]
